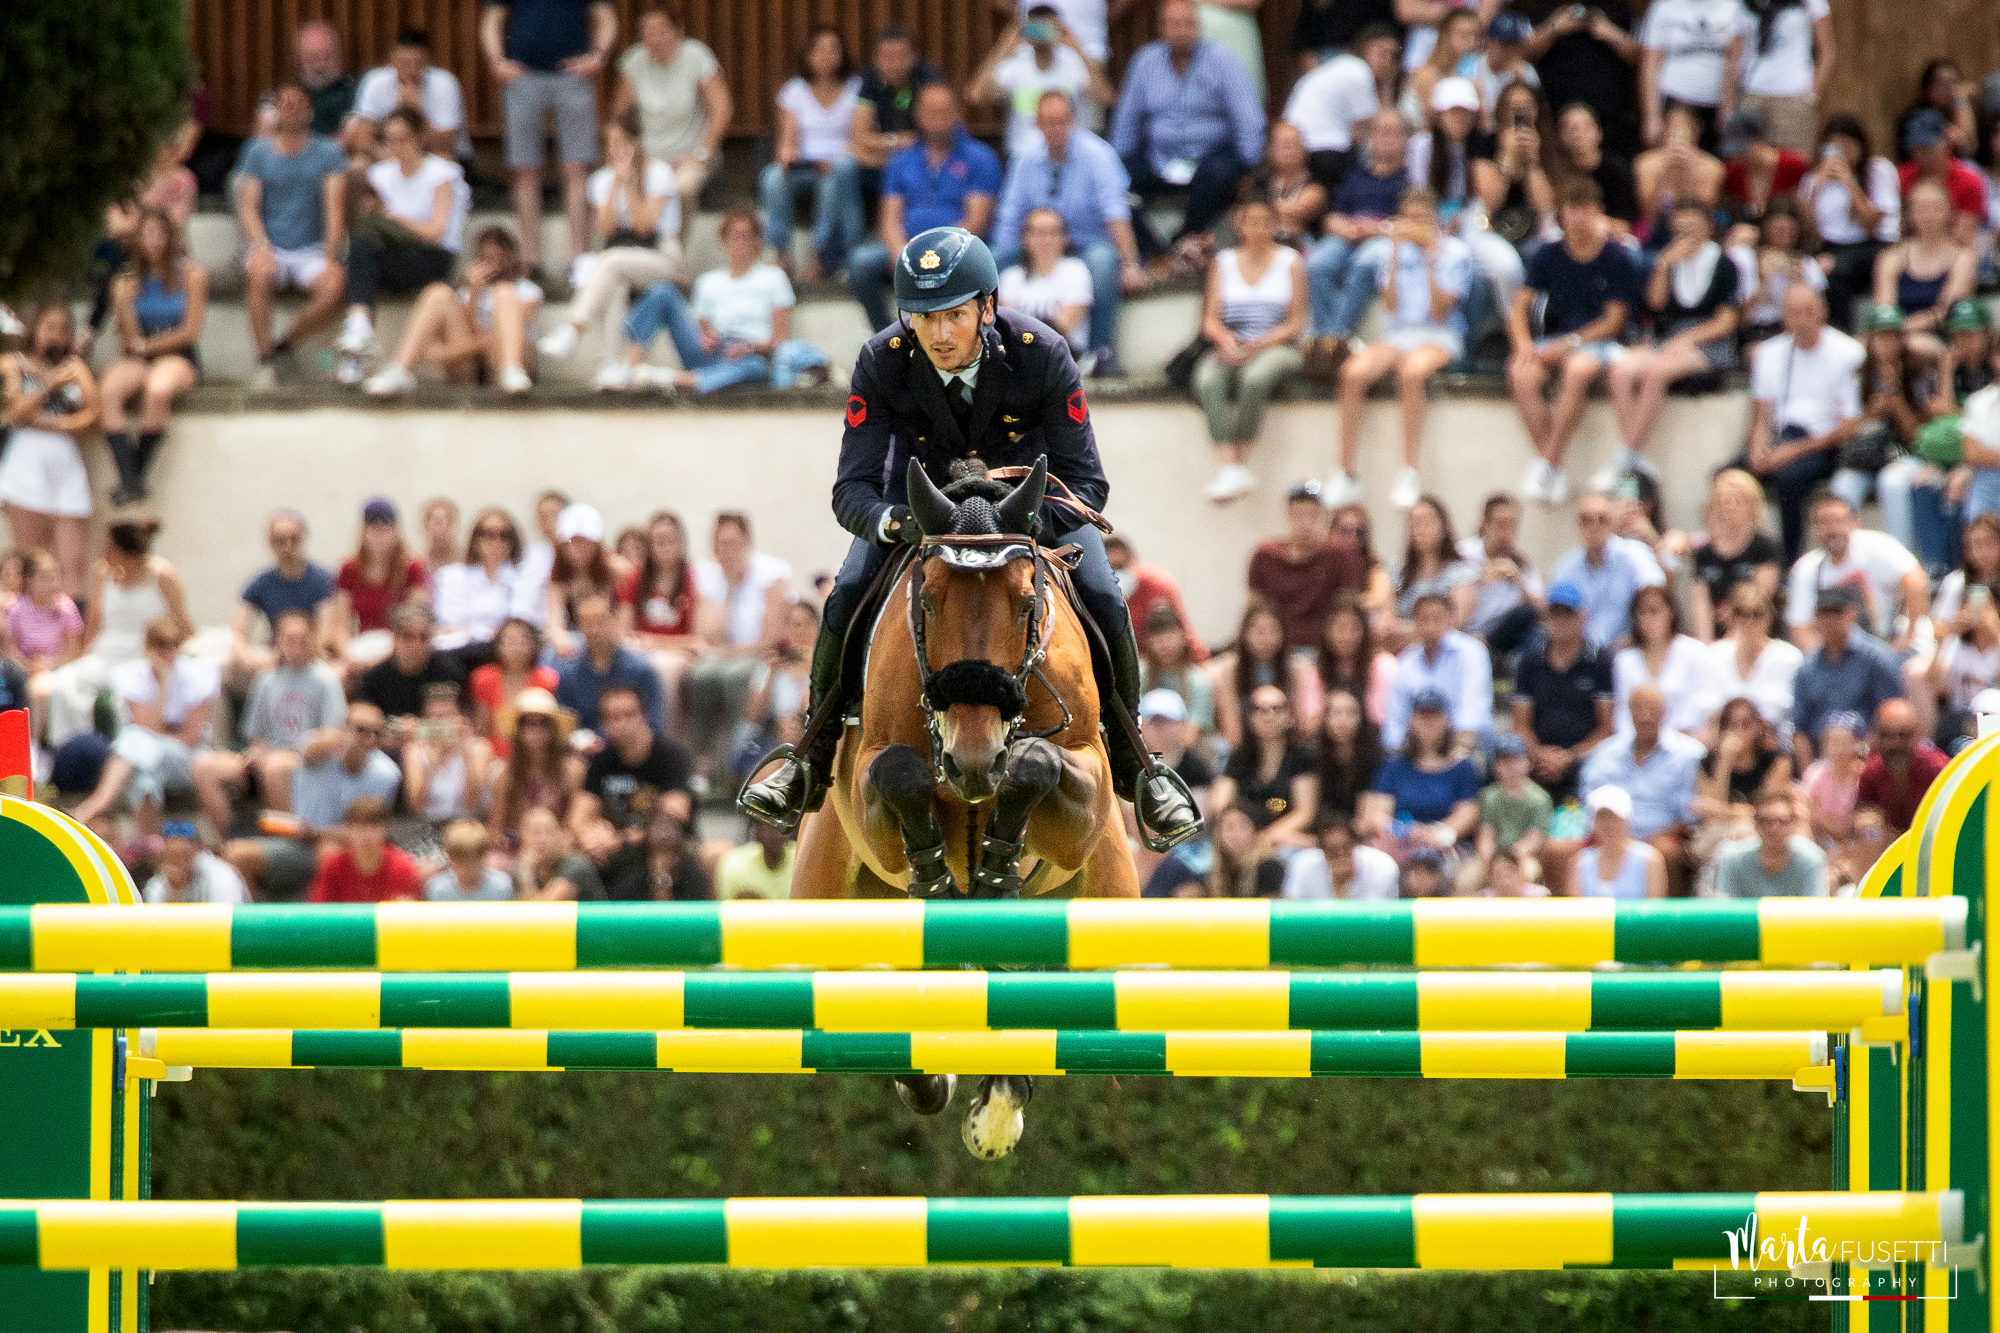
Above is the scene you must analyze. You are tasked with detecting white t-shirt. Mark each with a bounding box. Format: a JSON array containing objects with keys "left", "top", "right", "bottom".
[
  {"left": 1640, "top": 0, "right": 1744, "bottom": 107},
  {"left": 991, "top": 45, "right": 1094, "bottom": 158},
  {"left": 365, "top": 154, "right": 470, "bottom": 253},
  {"left": 1733, "top": 244, "right": 1826, "bottom": 326},
  {"left": 1785, "top": 530, "right": 1922, "bottom": 638},
  {"left": 1705, "top": 635, "right": 1804, "bottom": 728},
  {"left": 586, "top": 159, "right": 683, "bottom": 250},
  {"left": 1282, "top": 52, "right": 1380, "bottom": 153},
  {"left": 144, "top": 852, "right": 250, "bottom": 905},
  {"left": 1961, "top": 384, "right": 2000, "bottom": 460},
  {"left": 1937, "top": 635, "right": 2000, "bottom": 711},
  {"left": 1020, "top": 0, "right": 1109, "bottom": 59},
  {"left": 111, "top": 656, "right": 222, "bottom": 729},
  {"left": 693, "top": 552, "right": 793, "bottom": 647},
  {"left": 998, "top": 258, "right": 1094, "bottom": 351},
  {"left": 353, "top": 65, "right": 470, "bottom": 158},
  {"left": 1750, "top": 327, "right": 1864, "bottom": 436},
  {"left": 1805, "top": 157, "right": 1902, "bottom": 246},
  {"left": 466, "top": 278, "right": 543, "bottom": 332},
  {"left": 1613, "top": 636, "right": 1719, "bottom": 736},
  {"left": 776, "top": 76, "right": 862, "bottom": 164},
  {"left": 1734, "top": 0, "right": 1828, "bottom": 98},
  {"left": 1281, "top": 844, "right": 1400, "bottom": 900},
  {"left": 692, "top": 264, "right": 795, "bottom": 346}
]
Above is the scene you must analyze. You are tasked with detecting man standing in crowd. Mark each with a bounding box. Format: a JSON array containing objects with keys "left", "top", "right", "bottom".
[
  {"left": 482, "top": 0, "right": 619, "bottom": 275},
  {"left": 229, "top": 511, "right": 337, "bottom": 692},
  {"left": 1792, "top": 586, "right": 1906, "bottom": 766},
  {"left": 358, "top": 605, "right": 468, "bottom": 745},
  {"left": 1549, "top": 491, "right": 1665, "bottom": 648},
  {"left": 1384, "top": 592, "right": 1493, "bottom": 751},
  {"left": 193, "top": 610, "right": 345, "bottom": 835},
  {"left": 1281, "top": 22, "right": 1401, "bottom": 191},
  {"left": 968, "top": 7, "right": 1116, "bottom": 158},
  {"left": 1785, "top": 490, "right": 1929, "bottom": 653},
  {"left": 1518, "top": 0, "right": 1642, "bottom": 157},
  {"left": 1715, "top": 793, "right": 1830, "bottom": 897},
  {"left": 571, "top": 682, "right": 694, "bottom": 882},
  {"left": 237, "top": 83, "right": 349, "bottom": 387},
  {"left": 1858, "top": 698, "right": 1947, "bottom": 836},
  {"left": 1247, "top": 480, "right": 1364, "bottom": 648},
  {"left": 1109, "top": 0, "right": 1266, "bottom": 262},
  {"left": 557, "top": 591, "right": 667, "bottom": 737},
  {"left": 295, "top": 21, "right": 357, "bottom": 136},
  {"left": 1510, "top": 584, "right": 1614, "bottom": 802},
  {"left": 1743, "top": 286, "right": 1864, "bottom": 560},
  {"left": 350, "top": 28, "right": 471, "bottom": 162}
]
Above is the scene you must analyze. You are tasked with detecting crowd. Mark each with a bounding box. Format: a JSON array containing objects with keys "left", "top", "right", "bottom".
[{"left": 9, "top": 0, "right": 2000, "bottom": 904}]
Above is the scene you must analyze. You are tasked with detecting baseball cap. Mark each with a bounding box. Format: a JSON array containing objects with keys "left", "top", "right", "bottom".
[
  {"left": 1406, "top": 845, "right": 1448, "bottom": 871},
  {"left": 1905, "top": 108, "right": 1950, "bottom": 149},
  {"left": 161, "top": 822, "right": 199, "bottom": 841},
  {"left": 557, "top": 503, "right": 605, "bottom": 544},
  {"left": 1139, "top": 689, "right": 1189, "bottom": 723},
  {"left": 1430, "top": 76, "right": 1481, "bottom": 115},
  {"left": 1865, "top": 305, "right": 1906, "bottom": 333},
  {"left": 1488, "top": 11, "right": 1533, "bottom": 44},
  {"left": 1547, "top": 582, "right": 1586, "bottom": 611},
  {"left": 1585, "top": 785, "right": 1633, "bottom": 822},
  {"left": 1814, "top": 584, "right": 1861, "bottom": 615},
  {"left": 1717, "top": 107, "right": 1767, "bottom": 158},
  {"left": 1946, "top": 300, "right": 1991, "bottom": 334},
  {"left": 1492, "top": 733, "right": 1529, "bottom": 760},
  {"left": 1287, "top": 479, "right": 1323, "bottom": 502},
  {"left": 361, "top": 497, "right": 398, "bottom": 526},
  {"left": 1411, "top": 687, "right": 1450, "bottom": 713}
]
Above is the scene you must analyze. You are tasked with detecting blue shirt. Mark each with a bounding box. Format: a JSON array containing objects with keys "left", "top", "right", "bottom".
[
  {"left": 1548, "top": 538, "right": 1665, "bottom": 648},
  {"left": 1793, "top": 631, "right": 1907, "bottom": 749},
  {"left": 1383, "top": 630, "right": 1494, "bottom": 749},
  {"left": 555, "top": 645, "right": 667, "bottom": 737},
  {"left": 1579, "top": 731, "right": 1706, "bottom": 839},
  {"left": 1380, "top": 234, "right": 1472, "bottom": 339},
  {"left": 1330, "top": 166, "right": 1406, "bottom": 221},
  {"left": 490, "top": 0, "right": 593, "bottom": 71},
  {"left": 995, "top": 129, "right": 1132, "bottom": 255},
  {"left": 884, "top": 129, "right": 1003, "bottom": 237},
  {"left": 1109, "top": 39, "right": 1266, "bottom": 176},
  {"left": 236, "top": 135, "right": 349, "bottom": 250},
  {"left": 293, "top": 750, "right": 402, "bottom": 832},
  {"left": 1524, "top": 237, "right": 1642, "bottom": 337},
  {"left": 1370, "top": 754, "right": 1483, "bottom": 824},
  {"left": 241, "top": 563, "right": 337, "bottom": 628}
]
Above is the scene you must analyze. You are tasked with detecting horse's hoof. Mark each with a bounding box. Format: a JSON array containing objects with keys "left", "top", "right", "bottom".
[
  {"left": 895, "top": 1072, "right": 957, "bottom": 1116},
  {"left": 962, "top": 1075, "right": 1031, "bottom": 1160}
]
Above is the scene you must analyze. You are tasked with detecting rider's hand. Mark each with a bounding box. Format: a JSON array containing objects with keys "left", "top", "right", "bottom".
[{"left": 881, "top": 505, "right": 923, "bottom": 545}]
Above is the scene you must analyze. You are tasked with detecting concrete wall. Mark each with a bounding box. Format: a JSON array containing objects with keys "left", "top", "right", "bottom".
[{"left": 45, "top": 390, "right": 1752, "bottom": 646}]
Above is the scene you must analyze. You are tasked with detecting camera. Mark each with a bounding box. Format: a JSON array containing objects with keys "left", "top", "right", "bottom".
[{"left": 1567, "top": 3, "right": 1589, "bottom": 18}]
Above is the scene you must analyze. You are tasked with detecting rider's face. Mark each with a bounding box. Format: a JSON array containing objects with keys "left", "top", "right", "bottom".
[{"left": 909, "top": 296, "right": 992, "bottom": 373}]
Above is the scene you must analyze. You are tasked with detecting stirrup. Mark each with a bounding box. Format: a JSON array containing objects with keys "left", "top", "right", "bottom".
[
  {"left": 970, "top": 830, "right": 1025, "bottom": 899},
  {"left": 736, "top": 744, "right": 808, "bottom": 835},
  {"left": 1135, "top": 764, "right": 1204, "bottom": 854}
]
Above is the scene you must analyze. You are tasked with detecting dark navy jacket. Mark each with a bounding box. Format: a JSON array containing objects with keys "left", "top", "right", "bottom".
[{"left": 830, "top": 309, "right": 1110, "bottom": 543}]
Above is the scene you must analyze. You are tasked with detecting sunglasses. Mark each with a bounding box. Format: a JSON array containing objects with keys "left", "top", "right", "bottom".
[
  {"left": 1250, "top": 702, "right": 1289, "bottom": 715},
  {"left": 475, "top": 527, "right": 510, "bottom": 539},
  {"left": 351, "top": 724, "right": 384, "bottom": 737}
]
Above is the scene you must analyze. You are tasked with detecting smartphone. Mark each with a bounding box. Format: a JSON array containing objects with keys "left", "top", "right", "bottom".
[
  {"left": 1023, "top": 19, "right": 1058, "bottom": 42},
  {"left": 1567, "top": 4, "right": 1589, "bottom": 18},
  {"left": 1970, "top": 585, "right": 1991, "bottom": 610},
  {"left": 1509, "top": 110, "right": 1534, "bottom": 131}
]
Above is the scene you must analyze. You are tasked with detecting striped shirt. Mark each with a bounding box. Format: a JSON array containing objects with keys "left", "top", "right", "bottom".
[
  {"left": 1109, "top": 39, "right": 1267, "bottom": 176},
  {"left": 1215, "top": 247, "right": 1298, "bottom": 340}
]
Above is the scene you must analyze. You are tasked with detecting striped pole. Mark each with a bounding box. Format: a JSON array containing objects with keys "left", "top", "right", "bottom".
[
  {"left": 2, "top": 969, "right": 1906, "bottom": 1033},
  {"left": 145, "top": 1028, "right": 1832, "bottom": 1081},
  {"left": 0, "top": 1192, "right": 1959, "bottom": 1271},
  {"left": 0, "top": 899, "right": 1965, "bottom": 972}
]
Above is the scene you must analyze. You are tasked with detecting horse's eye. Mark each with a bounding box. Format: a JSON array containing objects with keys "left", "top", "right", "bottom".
[{"left": 1016, "top": 598, "right": 1034, "bottom": 623}]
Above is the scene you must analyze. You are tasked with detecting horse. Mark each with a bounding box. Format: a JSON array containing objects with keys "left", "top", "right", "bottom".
[{"left": 791, "top": 456, "right": 1138, "bottom": 1159}]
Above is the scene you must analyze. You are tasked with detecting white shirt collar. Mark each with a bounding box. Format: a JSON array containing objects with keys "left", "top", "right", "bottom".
[{"left": 936, "top": 356, "right": 980, "bottom": 392}]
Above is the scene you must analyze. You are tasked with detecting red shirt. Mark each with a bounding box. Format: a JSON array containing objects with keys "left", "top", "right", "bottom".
[
  {"left": 1127, "top": 563, "right": 1209, "bottom": 663},
  {"left": 309, "top": 845, "right": 425, "bottom": 903},
  {"left": 618, "top": 564, "right": 699, "bottom": 637},
  {"left": 1858, "top": 743, "right": 1949, "bottom": 835},
  {"left": 1247, "top": 539, "right": 1366, "bottom": 649},
  {"left": 470, "top": 663, "right": 560, "bottom": 757},
  {"left": 1723, "top": 152, "right": 1807, "bottom": 216},
  {"left": 1898, "top": 160, "right": 1990, "bottom": 221},
  {"left": 336, "top": 557, "right": 430, "bottom": 633}
]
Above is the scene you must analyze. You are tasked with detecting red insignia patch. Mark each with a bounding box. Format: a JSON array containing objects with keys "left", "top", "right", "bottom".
[
  {"left": 846, "top": 395, "right": 867, "bottom": 428},
  {"left": 1067, "top": 390, "right": 1088, "bottom": 424}
]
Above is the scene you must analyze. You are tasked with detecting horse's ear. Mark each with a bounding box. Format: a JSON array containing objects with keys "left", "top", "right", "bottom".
[
  {"left": 994, "top": 455, "right": 1048, "bottom": 537},
  {"left": 906, "top": 459, "right": 955, "bottom": 537}
]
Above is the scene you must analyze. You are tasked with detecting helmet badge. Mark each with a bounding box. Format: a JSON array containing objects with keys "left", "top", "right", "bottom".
[{"left": 918, "top": 250, "right": 941, "bottom": 270}]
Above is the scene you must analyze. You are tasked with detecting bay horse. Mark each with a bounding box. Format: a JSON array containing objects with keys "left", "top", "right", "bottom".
[{"left": 792, "top": 456, "right": 1138, "bottom": 1159}]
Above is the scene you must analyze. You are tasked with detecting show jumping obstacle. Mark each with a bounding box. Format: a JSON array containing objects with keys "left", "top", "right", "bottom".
[{"left": 0, "top": 702, "right": 1996, "bottom": 1331}]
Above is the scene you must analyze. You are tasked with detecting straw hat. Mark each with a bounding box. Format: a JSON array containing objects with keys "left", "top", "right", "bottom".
[{"left": 506, "top": 687, "right": 575, "bottom": 745}]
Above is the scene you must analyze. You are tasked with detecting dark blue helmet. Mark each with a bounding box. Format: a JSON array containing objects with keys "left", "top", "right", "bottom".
[{"left": 894, "top": 226, "right": 1000, "bottom": 315}]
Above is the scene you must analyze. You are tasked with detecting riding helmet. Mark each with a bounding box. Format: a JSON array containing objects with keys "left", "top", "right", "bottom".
[{"left": 894, "top": 226, "right": 1000, "bottom": 315}]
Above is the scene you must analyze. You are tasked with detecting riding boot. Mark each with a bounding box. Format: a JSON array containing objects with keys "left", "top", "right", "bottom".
[
  {"left": 1103, "top": 622, "right": 1204, "bottom": 852},
  {"left": 106, "top": 432, "right": 144, "bottom": 506},
  {"left": 737, "top": 620, "right": 848, "bottom": 831}
]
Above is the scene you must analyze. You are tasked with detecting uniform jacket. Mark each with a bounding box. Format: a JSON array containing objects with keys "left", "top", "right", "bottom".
[{"left": 831, "top": 308, "right": 1110, "bottom": 542}]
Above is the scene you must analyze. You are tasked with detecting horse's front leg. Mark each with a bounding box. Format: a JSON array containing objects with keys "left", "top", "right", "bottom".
[
  {"left": 864, "top": 742, "right": 955, "bottom": 899},
  {"left": 970, "top": 737, "right": 1064, "bottom": 898},
  {"left": 1021, "top": 743, "right": 1115, "bottom": 874}
]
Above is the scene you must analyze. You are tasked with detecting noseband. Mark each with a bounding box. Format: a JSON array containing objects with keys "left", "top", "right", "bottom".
[{"left": 906, "top": 535, "right": 1076, "bottom": 782}]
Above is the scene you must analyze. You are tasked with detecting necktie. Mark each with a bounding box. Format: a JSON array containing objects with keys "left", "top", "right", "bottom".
[{"left": 949, "top": 377, "right": 973, "bottom": 438}]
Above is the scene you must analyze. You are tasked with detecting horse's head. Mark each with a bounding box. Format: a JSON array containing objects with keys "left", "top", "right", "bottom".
[{"left": 906, "top": 457, "right": 1049, "bottom": 805}]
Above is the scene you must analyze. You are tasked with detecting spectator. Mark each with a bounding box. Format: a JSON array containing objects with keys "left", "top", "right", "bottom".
[
  {"left": 1875, "top": 179, "right": 1977, "bottom": 346},
  {"left": 622, "top": 510, "right": 708, "bottom": 712},
  {"left": 1137, "top": 688, "right": 1216, "bottom": 811},
  {"left": 969, "top": 8, "right": 1115, "bottom": 159},
  {"left": 1550, "top": 102, "right": 1638, "bottom": 226},
  {"left": 419, "top": 498, "right": 462, "bottom": 573},
  {"left": 1579, "top": 683, "right": 1705, "bottom": 863},
  {"left": 85, "top": 125, "right": 200, "bottom": 358},
  {"left": 1686, "top": 472, "right": 1781, "bottom": 640},
  {"left": 760, "top": 26, "right": 863, "bottom": 282},
  {"left": 536, "top": 111, "right": 691, "bottom": 390},
  {"left": 1141, "top": 606, "right": 1217, "bottom": 734},
  {"left": 1482, "top": 80, "right": 1558, "bottom": 262},
  {"left": 1694, "top": 695, "right": 1792, "bottom": 858},
  {"left": 620, "top": 209, "right": 830, "bottom": 392},
  {"left": 510, "top": 492, "right": 567, "bottom": 630},
  {"left": 603, "top": 808, "right": 711, "bottom": 900},
  {"left": 1332, "top": 502, "right": 1399, "bottom": 624},
  {"left": 1400, "top": 10, "right": 1479, "bottom": 124},
  {"left": 1733, "top": 199, "right": 1821, "bottom": 354},
  {"left": 1302, "top": 111, "right": 1412, "bottom": 352},
  {"left": 193, "top": 608, "right": 342, "bottom": 833},
  {"left": 1792, "top": 585, "right": 1906, "bottom": 765},
  {"left": 285, "top": 703, "right": 403, "bottom": 847},
  {"left": 1109, "top": 0, "right": 1267, "bottom": 267},
  {"left": 685, "top": 512, "right": 790, "bottom": 761},
  {"left": 1464, "top": 733, "right": 1552, "bottom": 892},
  {"left": 1801, "top": 709, "right": 1865, "bottom": 845},
  {"left": 570, "top": 680, "right": 693, "bottom": 867},
  {"left": 309, "top": 794, "right": 423, "bottom": 903},
  {"left": 613, "top": 4, "right": 730, "bottom": 204},
  {"left": 433, "top": 507, "right": 522, "bottom": 655},
  {"left": 362, "top": 224, "right": 542, "bottom": 395},
  {"left": 1512, "top": 583, "right": 1615, "bottom": 801},
  {"left": 1382, "top": 592, "right": 1493, "bottom": 750},
  {"left": 10, "top": 553, "right": 84, "bottom": 693},
  {"left": 1929, "top": 302, "right": 1996, "bottom": 526},
  {"left": 70, "top": 619, "right": 219, "bottom": 833},
  {"left": 1742, "top": 286, "right": 1865, "bottom": 559},
  {"left": 1798, "top": 115, "right": 1900, "bottom": 332},
  {"left": 1637, "top": 0, "right": 1737, "bottom": 149},
  {"left": 1261, "top": 120, "right": 1331, "bottom": 249},
  {"left": 359, "top": 604, "right": 468, "bottom": 740},
  {"left": 1573, "top": 784, "right": 1667, "bottom": 896},
  {"left": 1632, "top": 102, "right": 1724, "bottom": 247},
  {"left": 1830, "top": 802, "right": 1889, "bottom": 891},
  {"left": 510, "top": 805, "right": 600, "bottom": 899},
  {"left": 1549, "top": 491, "right": 1667, "bottom": 648},
  {"left": 1717, "top": 106, "right": 1806, "bottom": 233},
  {"left": 1212, "top": 597, "right": 1313, "bottom": 748},
  {"left": 1328, "top": 186, "right": 1472, "bottom": 512},
  {"left": 0, "top": 305, "right": 97, "bottom": 595},
  {"left": 1282, "top": 813, "right": 1399, "bottom": 899},
  {"left": 489, "top": 688, "right": 581, "bottom": 847},
  {"left": 731, "top": 601, "right": 817, "bottom": 781},
  {"left": 1460, "top": 492, "right": 1546, "bottom": 653},
  {"left": 1312, "top": 684, "right": 1385, "bottom": 821},
  {"left": 847, "top": 84, "right": 1002, "bottom": 336},
  {"left": 1409, "top": 77, "right": 1531, "bottom": 335},
  {"left": 100, "top": 207, "right": 204, "bottom": 505},
  {"left": 1715, "top": 791, "right": 1830, "bottom": 897},
  {"left": 1469, "top": 13, "right": 1541, "bottom": 123},
  {"left": 1707, "top": 581, "right": 1802, "bottom": 730},
  {"left": 403, "top": 688, "right": 497, "bottom": 827},
  {"left": 237, "top": 83, "right": 349, "bottom": 388},
  {"left": 1247, "top": 480, "right": 1364, "bottom": 649},
  {"left": 543, "top": 503, "right": 629, "bottom": 657},
  {"left": 840, "top": 25, "right": 949, "bottom": 274},
  {"left": 144, "top": 823, "right": 249, "bottom": 904},
  {"left": 349, "top": 28, "right": 470, "bottom": 161},
  {"left": 1195, "top": 197, "right": 1306, "bottom": 502},
  {"left": 470, "top": 618, "right": 559, "bottom": 757},
  {"left": 425, "top": 819, "right": 516, "bottom": 901},
  {"left": 1616, "top": 583, "right": 1716, "bottom": 735},
  {"left": 714, "top": 820, "right": 797, "bottom": 900},
  {"left": 557, "top": 591, "right": 667, "bottom": 738},
  {"left": 1604, "top": 199, "right": 1741, "bottom": 482},
  {"left": 1510, "top": 179, "right": 1640, "bottom": 504},
  {"left": 1785, "top": 490, "right": 1929, "bottom": 652},
  {"left": 230, "top": 511, "right": 337, "bottom": 691},
  {"left": 36, "top": 521, "right": 193, "bottom": 750},
  {"left": 1898, "top": 61, "right": 1980, "bottom": 162},
  {"left": 1518, "top": 0, "right": 1642, "bottom": 159},
  {"left": 1722, "top": 0, "right": 1830, "bottom": 154},
  {"left": 1915, "top": 513, "right": 2000, "bottom": 714},
  {"left": 1212, "top": 683, "right": 1318, "bottom": 848},
  {"left": 997, "top": 209, "right": 1096, "bottom": 364},
  {"left": 293, "top": 21, "right": 357, "bottom": 135},
  {"left": 1901, "top": 110, "right": 1988, "bottom": 247},
  {"left": 1390, "top": 494, "right": 1478, "bottom": 632},
  {"left": 481, "top": 0, "right": 616, "bottom": 275},
  {"left": 1858, "top": 697, "right": 1947, "bottom": 836},
  {"left": 1282, "top": 22, "right": 1401, "bottom": 190},
  {"left": 1360, "top": 686, "right": 1482, "bottom": 858},
  {"left": 332, "top": 498, "right": 431, "bottom": 667},
  {"left": 1314, "top": 595, "right": 1396, "bottom": 726},
  {"left": 991, "top": 90, "right": 1148, "bottom": 375},
  {"left": 1926, "top": 582, "right": 2000, "bottom": 749},
  {"left": 335, "top": 108, "right": 471, "bottom": 386},
  {"left": 1848, "top": 308, "right": 1953, "bottom": 567}
]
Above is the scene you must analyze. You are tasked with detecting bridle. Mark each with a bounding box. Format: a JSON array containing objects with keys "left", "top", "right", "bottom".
[{"left": 905, "top": 534, "right": 1076, "bottom": 784}]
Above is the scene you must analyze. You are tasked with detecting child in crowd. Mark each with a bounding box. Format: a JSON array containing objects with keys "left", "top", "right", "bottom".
[
  {"left": 423, "top": 819, "right": 515, "bottom": 901},
  {"left": 1458, "top": 734, "right": 1550, "bottom": 893},
  {"left": 1801, "top": 711, "right": 1866, "bottom": 848},
  {"left": 1481, "top": 845, "right": 1549, "bottom": 898},
  {"left": 1829, "top": 805, "right": 1889, "bottom": 894}
]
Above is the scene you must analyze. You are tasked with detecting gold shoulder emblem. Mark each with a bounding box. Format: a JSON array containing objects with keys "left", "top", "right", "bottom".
[
  {"left": 1021, "top": 331, "right": 1035, "bottom": 343},
  {"left": 889, "top": 336, "right": 901, "bottom": 349},
  {"left": 1002, "top": 414, "right": 1020, "bottom": 423},
  {"left": 918, "top": 250, "right": 941, "bottom": 270}
]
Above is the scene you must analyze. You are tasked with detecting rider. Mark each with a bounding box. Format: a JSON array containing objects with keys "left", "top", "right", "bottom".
[{"left": 738, "top": 225, "right": 1202, "bottom": 852}]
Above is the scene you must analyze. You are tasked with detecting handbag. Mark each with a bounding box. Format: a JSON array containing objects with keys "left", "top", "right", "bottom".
[
  {"left": 1163, "top": 334, "right": 1213, "bottom": 394},
  {"left": 1836, "top": 417, "right": 1901, "bottom": 475}
]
